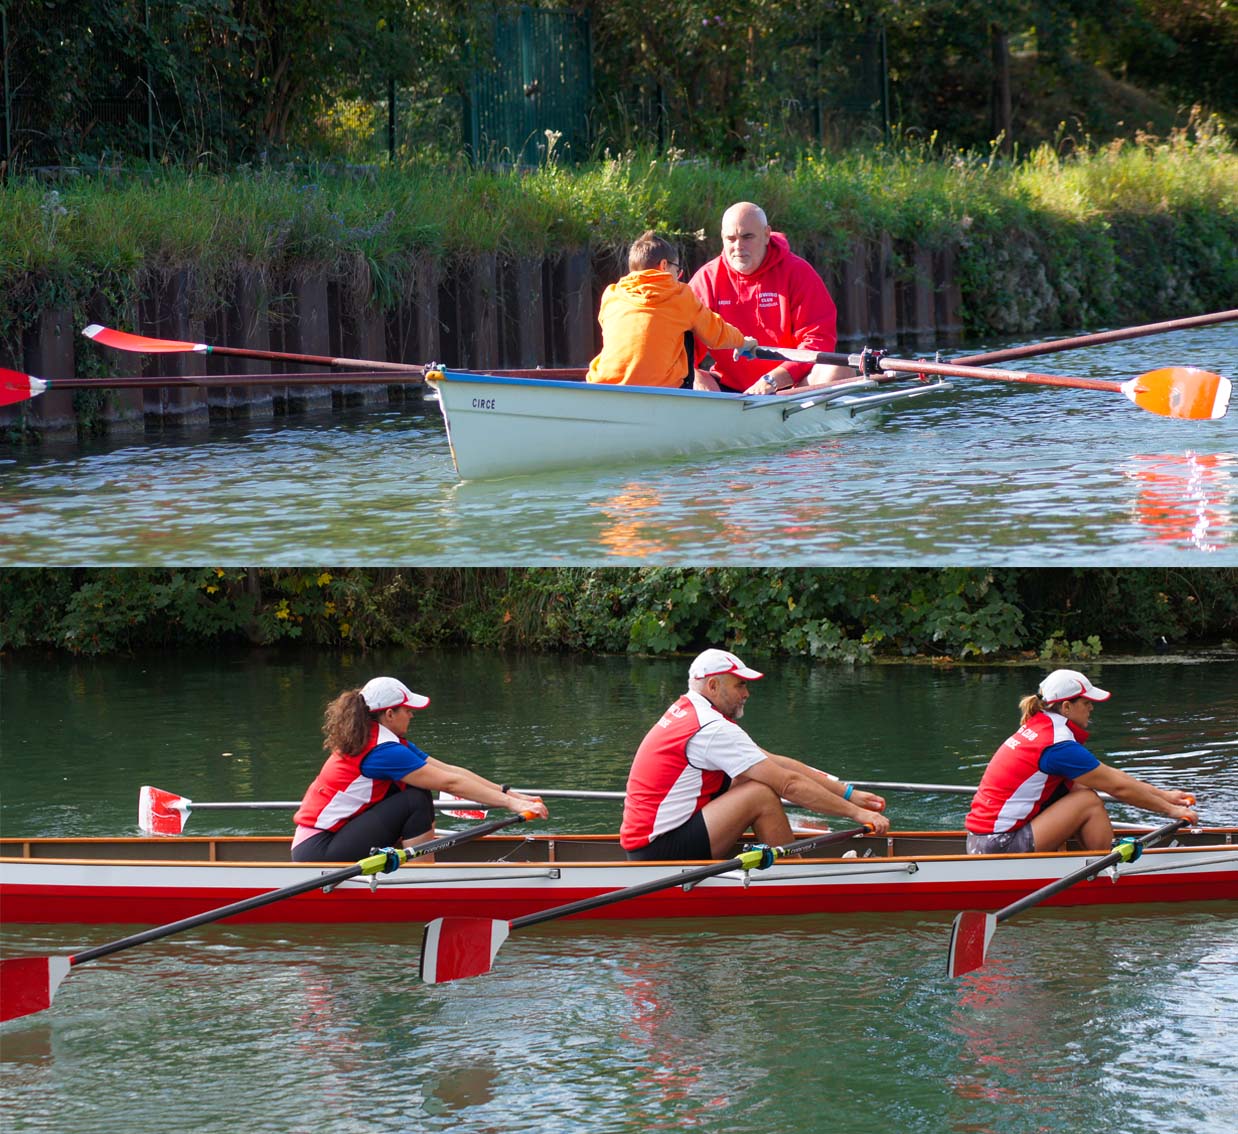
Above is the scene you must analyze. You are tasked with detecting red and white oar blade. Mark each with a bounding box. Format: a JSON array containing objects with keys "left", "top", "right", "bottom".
[
  {"left": 437, "top": 791, "right": 487, "bottom": 820},
  {"left": 420, "top": 917, "right": 510, "bottom": 984},
  {"left": 1122, "top": 367, "right": 1231, "bottom": 420},
  {"left": 947, "top": 911, "right": 997, "bottom": 978},
  {"left": 82, "top": 324, "right": 208, "bottom": 355},
  {"left": 0, "top": 956, "right": 72, "bottom": 1023},
  {"left": 0, "top": 367, "right": 47, "bottom": 406},
  {"left": 138, "top": 785, "right": 191, "bottom": 835}
]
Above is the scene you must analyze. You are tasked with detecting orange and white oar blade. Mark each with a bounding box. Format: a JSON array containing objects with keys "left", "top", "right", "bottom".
[
  {"left": 947, "top": 911, "right": 997, "bottom": 978},
  {"left": 138, "top": 785, "right": 191, "bottom": 835},
  {"left": 0, "top": 366, "right": 47, "bottom": 406},
  {"left": 437, "top": 791, "right": 487, "bottom": 820},
  {"left": 82, "top": 324, "right": 208, "bottom": 355},
  {"left": 1122, "top": 367, "right": 1231, "bottom": 420},
  {"left": 0, "top": 956, "right": 72, "bottom": 1023},
  {"left": 420, "top": 917, "right": 510, "bottom": 984}
]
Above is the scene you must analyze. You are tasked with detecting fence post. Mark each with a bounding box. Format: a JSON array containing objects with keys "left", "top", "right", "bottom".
[
  {"left": 501, "top": 256, "right": 546, "bottom": 367},
  {"left": 286, "top": 276, "right": 333, "bottom": 410},
  {"left": 19, "top": 307, "right": 77, "bottom": 439},
  {"left": 933, "top": 245, "right": 964, "bottom": 341},
  {"left": 225, "top": 271, "right": 275, "bottom": 418},
  {"left": 139, "top": 270, "right": 209, "bottom": 428}
]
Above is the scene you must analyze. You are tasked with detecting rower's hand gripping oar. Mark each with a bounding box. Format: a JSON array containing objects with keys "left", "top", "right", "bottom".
[
  {"left": 0, "top": 810, "right": 541, "bottom": 1023},
  {"left": 737, "top": 344, "right": 1231, "bottom": 421},
  {"left": 419, "top": 825, "right": 872, "bottom": 984},
  {"left": 946, "top": 817, "right": 1190, "bottom": 978}
]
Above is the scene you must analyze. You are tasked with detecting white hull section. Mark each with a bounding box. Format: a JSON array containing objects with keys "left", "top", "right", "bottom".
[{"left": 427, "top": 372, "right": 950, "bottom": 480}]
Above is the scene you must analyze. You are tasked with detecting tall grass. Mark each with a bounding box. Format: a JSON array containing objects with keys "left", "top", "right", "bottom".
[{"left": 2, "top": 125, "right": 1234, "bottom": 357}]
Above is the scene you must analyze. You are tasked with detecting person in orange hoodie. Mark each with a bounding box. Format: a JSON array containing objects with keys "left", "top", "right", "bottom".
[{"left": 586, "top": 230, "right": 757, "bottom": 388}]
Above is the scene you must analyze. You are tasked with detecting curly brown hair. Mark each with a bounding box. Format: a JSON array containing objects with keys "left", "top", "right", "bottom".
[{"left": 322, "top": 689, "right": 373, "bottom": 754}]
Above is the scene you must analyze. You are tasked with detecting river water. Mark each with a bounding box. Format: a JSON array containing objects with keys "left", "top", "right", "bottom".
[
  {"left": 1, "top": 323, "right": 1235, "bottom": 564},
  {"left": 2, "top": 649, "right": 1236, "bottom": 1133}
]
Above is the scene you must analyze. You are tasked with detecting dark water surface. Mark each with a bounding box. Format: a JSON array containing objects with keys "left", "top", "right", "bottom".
[
  {"left": 1, "top": 324, "right": 1234, "bottom": 564},
  {"left": 3, "top": 650, "right": 1236, "bottom": 1133}
]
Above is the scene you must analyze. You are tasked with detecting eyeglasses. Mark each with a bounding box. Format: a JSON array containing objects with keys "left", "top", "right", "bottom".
[{"left": 666, "top": 261, "right": 682, "bottom": 278}]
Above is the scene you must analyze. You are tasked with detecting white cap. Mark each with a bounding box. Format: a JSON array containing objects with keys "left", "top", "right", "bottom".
[
  {"left": 688, "top": 648, "right": 764, "bottom": 681},
  {"left": 1039, "top": 669, "right": 1110, "bottom": 704},
  {"left": 360, "top": 676, "right": 430, "bottom": 711}
]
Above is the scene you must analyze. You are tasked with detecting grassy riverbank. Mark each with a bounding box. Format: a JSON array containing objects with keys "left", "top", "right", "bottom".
[
  {"left": 3, "top": 124, "right": 1235, "bottom": 364},
  {"left": 3, "top": 567, "right": 1237, "bottom": 662}
]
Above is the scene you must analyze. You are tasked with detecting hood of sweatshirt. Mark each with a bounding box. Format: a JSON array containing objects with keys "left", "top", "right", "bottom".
[{"left": 612, "top": 268, "right": 682, "bottom": 307}]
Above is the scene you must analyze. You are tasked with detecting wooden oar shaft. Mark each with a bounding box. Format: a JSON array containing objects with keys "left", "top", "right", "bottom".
[
  {"left": 993, "top": 818, "right": 1187, "bottom": 925},
  {"left": 954, "top": 309, "right": 1238, "bottom": 367},
  {"left": 73, "top": 811, "right": 533, "bottom": 965},
  {"left": 508, "top": 826, "right": 868, "bottom": 931},
  {"left": 41, "top": 369, "right": 586, "bottom": 394},
  {"left": 752, "top": 347, "right": 1126, "bottom": 393},
  {"left": 46, "top": 370, "right": 424, "bottom": 391},
  {"left": 206, "top": 346, "right": 422, "bottom": 372}
]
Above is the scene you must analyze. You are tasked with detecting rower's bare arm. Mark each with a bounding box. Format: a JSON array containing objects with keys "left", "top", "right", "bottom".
[
  {"left": 741, "top": 758, "right": 889, "bottom": 833},
  {"left": 760, "top": 750, "right": 888, "bottom": 813},
  {"left": 1074, "top": 764, "right": 1197, "bottom": 821},
  {"left": 404, "top": 762, "right": 550, "bottom": 817}
]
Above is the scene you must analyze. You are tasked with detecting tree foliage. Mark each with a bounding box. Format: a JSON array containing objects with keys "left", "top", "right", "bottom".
[
  {"left": 2, "top": 0, "right": 1233, "bottom": 169},
  {"left": 3, "top": 568, "right": 1236, "bottom": 660}
]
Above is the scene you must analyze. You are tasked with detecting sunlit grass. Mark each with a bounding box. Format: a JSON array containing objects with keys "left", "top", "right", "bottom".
[{"left": 1, "top": 123, "right": 1233, "bottom": 353}]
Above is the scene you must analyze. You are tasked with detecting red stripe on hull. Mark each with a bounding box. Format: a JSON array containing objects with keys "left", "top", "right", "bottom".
[{"left": 5, "top": 872, "right": 1236, "bottom": 926}]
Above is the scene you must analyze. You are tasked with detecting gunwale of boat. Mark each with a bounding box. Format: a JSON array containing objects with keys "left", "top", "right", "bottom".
[{"left": 3, "top": 827, "right": 1233, "bottom": 869}]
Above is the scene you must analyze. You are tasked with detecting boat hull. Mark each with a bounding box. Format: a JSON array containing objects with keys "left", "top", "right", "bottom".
[
  {"left": 3, "top": 830, "right": 1235, "bottom": 927},
  {"left": 427, "top": 371, "right": 950, "bottom": 480}
]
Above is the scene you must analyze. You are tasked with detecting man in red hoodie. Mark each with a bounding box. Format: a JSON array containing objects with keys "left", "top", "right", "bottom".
[{"left": 688, "top": 202, "right": 853, "bottom": 393}]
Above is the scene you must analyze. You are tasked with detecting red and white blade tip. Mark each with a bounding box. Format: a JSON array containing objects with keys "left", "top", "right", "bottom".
[
  {"left": 0, "top": 956, "right": 72, "bottom": 1023},
  {"left": 0, "top": 367, "right": 47, "bottom": 406},
  {"left": 82, "top": 324, "right": 207, "bottom": 354},
  {"left": 438, "top": 792, "right": 487, "bottom": 821},
  {"left": 138, "top": 785, "right": 190, "bottom": 835},
  {"left": 947, "top": 910, "right": 997, "bottom": 978},
  {"left": 420, "top": 917, "right": 510, "bottom": 984}
]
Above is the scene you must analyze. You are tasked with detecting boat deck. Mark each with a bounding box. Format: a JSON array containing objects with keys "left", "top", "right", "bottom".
[{"left": 3, "top": 827, "right": 1231, "bottom": 867}]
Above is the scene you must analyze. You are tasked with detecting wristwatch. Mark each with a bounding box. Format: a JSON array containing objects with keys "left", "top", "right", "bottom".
[{"left": 765, "top": 374, "right": 783, "bottom": 392}]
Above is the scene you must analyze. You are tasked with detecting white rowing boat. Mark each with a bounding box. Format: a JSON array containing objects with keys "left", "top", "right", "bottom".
[{"left": 425, "top": 369, "right": 951, "bottom": 480}]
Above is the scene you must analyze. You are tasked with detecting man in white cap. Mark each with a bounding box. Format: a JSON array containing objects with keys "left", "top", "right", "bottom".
[
  {"left": 292, "top": 676, "right": 548, "bottom": 862},
  {"left": 619, "top": 648, "right": 890, "bottom": 860},
  {"left": 965, "top": 668, "right": 1198, "bottom": 854}
]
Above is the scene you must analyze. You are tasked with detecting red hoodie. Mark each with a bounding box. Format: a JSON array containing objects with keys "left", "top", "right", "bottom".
[{"left": 688, "top": 232, "right": 837, "bottom": 391}]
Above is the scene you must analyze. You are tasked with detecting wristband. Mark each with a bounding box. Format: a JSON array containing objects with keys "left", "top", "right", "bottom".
[{"left": 843, "top": 783, "right": 854, "bottom": 801}]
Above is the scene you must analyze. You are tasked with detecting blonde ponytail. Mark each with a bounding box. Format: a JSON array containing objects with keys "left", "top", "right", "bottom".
[{"left": 1019, "top": 693, "right": 1047, "bottom": 724}]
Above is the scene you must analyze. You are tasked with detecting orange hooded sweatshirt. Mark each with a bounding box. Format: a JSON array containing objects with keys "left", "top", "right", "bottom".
[{"left": 586, "top": 269, "right": 747, "bottom": 387}]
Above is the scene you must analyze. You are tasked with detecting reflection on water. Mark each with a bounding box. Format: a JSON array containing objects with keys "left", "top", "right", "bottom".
[
  {"left": 1, "top": 324, "right": 1234, "bottom": 564},
  {"left": 1125, "top": 451, "right": 1235, "bottom": 552},
  {"left": 592, "top": 484, "right": 671, "bottom": 558}
]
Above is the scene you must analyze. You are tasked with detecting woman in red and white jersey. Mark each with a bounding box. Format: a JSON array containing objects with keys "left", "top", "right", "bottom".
[
  {"left": 292, "top": 676, "right": 547, "bottom": 862},
  {"left": 965, "top": 669, "right": 1198, "bottom": 854}
]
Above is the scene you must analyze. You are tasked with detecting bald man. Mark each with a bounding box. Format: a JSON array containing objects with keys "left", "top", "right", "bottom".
[{"left": 688, "top": 202, "right": 853, "bottom": 393}]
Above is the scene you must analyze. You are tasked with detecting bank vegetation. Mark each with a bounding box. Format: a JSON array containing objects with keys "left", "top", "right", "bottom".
[{"left": 3, "top": 568, "right": 1237, "bottom": 664}]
